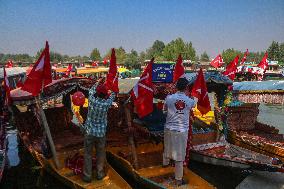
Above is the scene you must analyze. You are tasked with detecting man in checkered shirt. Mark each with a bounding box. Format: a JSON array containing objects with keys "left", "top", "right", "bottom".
[{"left": 82, "top": 81, "right": 116, "bottom": 182}]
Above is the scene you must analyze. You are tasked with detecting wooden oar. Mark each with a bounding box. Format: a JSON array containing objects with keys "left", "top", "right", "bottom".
[
  {"left": 35, "top": 96, "right": 61, "bottom": 169},
  {"left": 124, "top": 98, "right": 139, "bottom": 169}
]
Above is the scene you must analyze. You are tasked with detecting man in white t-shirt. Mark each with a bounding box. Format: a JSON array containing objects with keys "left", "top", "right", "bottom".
[{"left": 163, "top": 77, "right": 196, "bottom": 185}]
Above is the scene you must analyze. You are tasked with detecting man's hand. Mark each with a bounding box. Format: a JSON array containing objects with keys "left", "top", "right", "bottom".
[{"left": 112, "top": 102, "right": 118, "bottom": 108}]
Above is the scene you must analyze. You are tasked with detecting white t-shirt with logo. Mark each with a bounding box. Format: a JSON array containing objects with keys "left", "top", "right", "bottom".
[{"left": 164, "top": 92, "right": 196, "bottom": 132}]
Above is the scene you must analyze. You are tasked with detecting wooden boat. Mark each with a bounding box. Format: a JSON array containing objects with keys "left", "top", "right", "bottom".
[
  {"left": 191, "top": 130, "right": 284, "bottom": 172},
  {"left": 226, "top": 103, "right": 284, "bottom": 163},
  {"left": 0, "top": 116, "right": 7, "bottom": 182},
  {"left": 150, "top": 71, "right": 284, "bottom": 173},
  {"left": 10, "top": 78, "right": 131, "bottom": 189},
  {"left": 107, "top": 143, "right": 215, "bottom": 189},
  {"left": 232, "top": 80, "right": 284, "bottom": 104},
  {"left": 105, "top": 104, "right": 215, "bottom": 189}
]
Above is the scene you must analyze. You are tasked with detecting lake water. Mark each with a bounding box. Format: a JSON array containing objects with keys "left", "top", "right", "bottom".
[{"left": 258, "top": 103, "right": 284, "bottom": 134}]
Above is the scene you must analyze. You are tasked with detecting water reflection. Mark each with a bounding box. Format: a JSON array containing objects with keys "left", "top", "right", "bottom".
[{"left": 6, "top": 130, "right": 20, "bottom": 167}]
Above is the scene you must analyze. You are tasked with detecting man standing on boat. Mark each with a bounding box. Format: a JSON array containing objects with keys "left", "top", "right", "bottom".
[
  {"left": 82, "top": 80, "right": 117, "bottom": 182},
  {"left": 163, "top": 77, "right": 196, "bottom": 185}
]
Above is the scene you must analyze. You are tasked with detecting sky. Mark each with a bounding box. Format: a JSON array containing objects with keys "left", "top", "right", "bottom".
[{"left": 0, "top": 0, "right": 284, "bottom": 58}]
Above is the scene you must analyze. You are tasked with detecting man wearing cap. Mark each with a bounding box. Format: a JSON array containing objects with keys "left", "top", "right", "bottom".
[
  {"left": 163, "top": 77, "right": 196, "bottom": 186},
  {"left": 82, "top": 81, "right": 116, "bottom": 182}
]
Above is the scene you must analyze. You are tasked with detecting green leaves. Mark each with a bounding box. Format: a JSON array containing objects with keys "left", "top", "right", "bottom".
[{"left": 90, "top": 48, "right": 101, "bottom": 61}]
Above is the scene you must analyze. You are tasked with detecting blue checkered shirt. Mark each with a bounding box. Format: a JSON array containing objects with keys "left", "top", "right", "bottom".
[{"left": 84, "top": 83, "right": 115, "bottom": 137}]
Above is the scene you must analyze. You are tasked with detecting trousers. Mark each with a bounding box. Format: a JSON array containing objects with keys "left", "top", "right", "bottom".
[
  {"left": 163, "top": 153, "right": 184, "bottom": 180},
  {"left": 83, "top": 135, "right": 106, "bottom": 179}
]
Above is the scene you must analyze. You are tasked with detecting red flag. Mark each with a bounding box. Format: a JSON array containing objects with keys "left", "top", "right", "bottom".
[
  {"left": 105, "top": 48, "right": 119, "bottom": 93},
  {"left": 240, "top": 49, "right": 249, "bottom": 65},
  {"left": 210, "top": 54, "right": 223, "bottom": 68},
  {"left": 5, "top": 60, "right": 13, "bottom": 68},
  {"left": 257, "top": 52, "right": 268, "bottom": 75},
  {"left": 3, "top": 67, "right": 11, "bottom": 105},
  {"left": 173, "top": 54, "right": 185, "bottom": 82},
  {"left": 22, "top": 41, "right": 52, "bottom": 96},
  {"left": 103, "top": 57, "right": 108, "bottom": 65},
  {"left": 223, "top": 55, "right": 239, "bottom": 80},
  {"left": 65, "top": 63, "right": 72, "bottom": 76},
  {"left": 191, "top": 68, "right": 211, "bottom": 115},
  {"left": 92, "top": 61, "right": 98, "bottom": 67},
  {"left": 131, "top": 58, "right": 154, "bottom": 118}
]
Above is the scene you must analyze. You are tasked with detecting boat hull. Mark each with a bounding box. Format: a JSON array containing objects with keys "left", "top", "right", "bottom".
[{"left": 228, "top": 130, "right": 284, "bottom": 162}]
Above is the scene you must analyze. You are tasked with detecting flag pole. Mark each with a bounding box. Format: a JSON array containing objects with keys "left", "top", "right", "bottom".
[
  {"left": 124, "top": 98, "right": 139, "bottom": 169},
  {"left": 35, "top": 80, "right": 61, "bottom": 169}
]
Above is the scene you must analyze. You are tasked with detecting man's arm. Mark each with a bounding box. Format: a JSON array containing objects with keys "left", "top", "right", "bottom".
[
  {"left": 106, "top": 92, "right": 116, "bottom": 105},
  {"left": 89, "top": 78, "right": 104, "bottom": 97}
]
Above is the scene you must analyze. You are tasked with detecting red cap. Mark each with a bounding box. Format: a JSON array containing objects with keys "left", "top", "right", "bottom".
[{"left": 96, "top": 84, "right": 108, "bottom": 95}]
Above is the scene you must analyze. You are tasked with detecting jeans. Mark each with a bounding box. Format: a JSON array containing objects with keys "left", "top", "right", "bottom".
[{"left": 83, "top": 135, "right": 106, "bottom": 180}]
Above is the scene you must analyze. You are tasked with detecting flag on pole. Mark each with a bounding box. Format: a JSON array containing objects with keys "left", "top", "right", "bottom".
[
  {"left": 105, "top": 48, "right": 119, "bottom": 93},
  {"left": 22, "top": 41, "right": 52, "bottom": 96},
  {"left": 173, "top": 54, "right": 185, "bottom": 82},
  {"left": 3, "top": 67, "right": 11, "bottom": 105},
  {"left": 130, "top": 58, "right": 154, "bottom": 118},
  {"left": 223, "top": 55, "right": 239, "bottom": 80},
  {"left": 191, "top": 68, "right": 211, "bottom": 115},
  {"left": 210, "top": 54, "right": 223, "bottom": 68},
  {"left": 103, "top": 57, "right": 108, "bottom": 65},
  {"left": 257, "top": 52, "right": 268, "bottom": 75},
  {"left": 66, "top": 63, "right": 72, "bottom": 77},
  {"left": 92, "top": 61, "right": 98, "bottom": 67},
  {"left": 5, "top": 60, "right": 13, "bottom": 68},
  {"left": 240, "top": 49, "right": 249, "bottom": 65}
]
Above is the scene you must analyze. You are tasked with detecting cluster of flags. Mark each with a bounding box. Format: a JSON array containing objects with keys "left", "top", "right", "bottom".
[
  {"left": 6, "top": 41, "right": 269, "bottom": 119},
  {"left": 210, "top": 50, "right": 268, "bottom": 81},
  {"left": 131, "top": 54, "right": 211, "bottom": 118},
  {"left": 5, "top": 60, "right": 13, "bottom": 68}
]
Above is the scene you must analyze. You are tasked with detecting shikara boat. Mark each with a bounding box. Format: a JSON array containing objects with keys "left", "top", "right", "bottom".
[
  {"left": 232, "top": 80, "right": 284, "bottom": 104},
  {"left": 0, "top": 116, "right": 7, "bottom": 182},
  {"left": 10, "top": 78, "right": 131, "bottom": 189},
  {"left": 150, "top": 71, "right": 284, "bottom": 173},
  {"left": 105, "top": 102, "right": 215, "bottom": 189},
  {"left": 190, "top": 116, "right": 284, "bottom": 173},
  {"left": 107, "top": 143, "right": 215, "bottom": 189},
  {"left": 226, "top": 103, "right": 284, "bottom": 164}
]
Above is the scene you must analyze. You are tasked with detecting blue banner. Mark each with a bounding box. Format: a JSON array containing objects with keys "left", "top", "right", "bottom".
[{"left": 152, "top": 63, "right": 174, "bottom": 83}]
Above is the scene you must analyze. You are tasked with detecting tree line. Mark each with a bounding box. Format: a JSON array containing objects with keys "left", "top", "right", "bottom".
[{"left": 1, "top": 39, "right": 283, "bottom": 68}]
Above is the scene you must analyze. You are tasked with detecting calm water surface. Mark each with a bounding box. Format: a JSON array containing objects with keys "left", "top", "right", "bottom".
[{"left": 258, "top": 103, "right": 284, "bottom": 133}]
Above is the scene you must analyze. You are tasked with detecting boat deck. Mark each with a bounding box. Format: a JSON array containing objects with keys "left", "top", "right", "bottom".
[
  {"left": 44, "top": 148, "right": 131, "bottom": 189},
  {"left": 110, "top": 143, "right": 215, "bottom": 189}
]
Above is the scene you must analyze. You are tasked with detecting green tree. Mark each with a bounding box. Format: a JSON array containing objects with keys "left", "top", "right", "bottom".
[
  {"left": 138, "top": 51, "right": 146, "bottom": 65},
  {"left": 246, "top": 51, "right": 265, "bottom": 64},
  {"left": 146, "top": 40, "right": 165, "bottom": 60},
  {"left": 222, "top": 48, "right": 241, "bottom": 64},
  {"left": 35, "top": 49, "right": 63, "bottom": 63},
  {"left": 200, "top": 51, "right": 210, "bottom": 62},
  {"left": 90, "top": 48, "right": 101, "bottom": 61},
  {"left": 104, "top": 47, "right": 127, "bottom": 65},
  {"left": 124, "top": 49, "right": 139, "bottom": 69},
  {"left": 279, "top": 43, "right": 284, "bottom": 63},
  {"left": 162, "top": 37, "right": 196, "bottom": 61},
  {"left": 267, "top": 41, "right": 280, "bottom": 61}
]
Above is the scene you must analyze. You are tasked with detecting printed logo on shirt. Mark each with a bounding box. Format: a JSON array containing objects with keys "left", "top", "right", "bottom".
[{"left": 175, "top": 100, "right": 186, "bottom": 114}]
